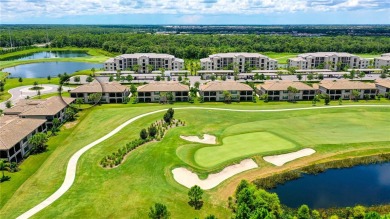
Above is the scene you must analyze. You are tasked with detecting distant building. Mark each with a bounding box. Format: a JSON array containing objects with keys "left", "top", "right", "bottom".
[
  {"left": 257, "top": 81, "right": 318, "bottom": 101},
  {"left": 199, "top": 81, "right": 253, "bottom": 102},
  {"left": 104, "top": 53, "right": 184, "bottom": 73},
  {"left": 374, "top": 53, "right": 390, "bottom": 69},
  {"left": 70, "top": 81, "right": 130, "bottom": 103},
  {"left": 137, "top": 82, "right": 189, "bottom": 103},
  {"left": 319, "top": 80, "right": 377, "bottom": 100},
  {"left": 200, "top": 53, "right": 277, "bottom": 73},
  {"left": 288, "top": 52, "right": 370, "bottom": 70}
]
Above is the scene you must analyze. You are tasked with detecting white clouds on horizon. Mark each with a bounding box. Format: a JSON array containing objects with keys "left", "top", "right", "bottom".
[{"left": 0, "top": 0, "right": 389, "bottom": 22}]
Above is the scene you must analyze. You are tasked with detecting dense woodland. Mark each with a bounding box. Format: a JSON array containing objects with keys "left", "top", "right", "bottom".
[{"left": 1, "top": 25, "right": 390, "bottom": 59}]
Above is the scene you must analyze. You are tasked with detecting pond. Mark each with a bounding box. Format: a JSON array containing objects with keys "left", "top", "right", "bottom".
[
  {"left": 2, "top": 51, "right": 89, "bottom": 61},
  {"left": 269, "top": 163, "right": 390, "bottom": 209},
  {"left": 3, "top": 62, "right": 103, "bottom": 78}
]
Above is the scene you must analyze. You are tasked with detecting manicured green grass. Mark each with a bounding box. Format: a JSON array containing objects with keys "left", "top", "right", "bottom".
[
  {"left": 263, "top": 52, "right": 299, "bottom": 64},
  {"left": 193, "top": 132, "right": 296, "bottom": 168},
  {"left": 1, "top": 105, "right": 390, "bottom": 219},
  {"left": 0, "top": 71, "right": 9, "bottom": 80}
]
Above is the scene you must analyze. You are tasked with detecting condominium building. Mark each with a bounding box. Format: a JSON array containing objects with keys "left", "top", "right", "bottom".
[
  {"left": 200, "top": 53, "right": 277, "bottom": 73},
  {"left": 70, "top": 81, "right": 130, "bottom": 103},
  {"left": 374, "top": 53, "right": 390, "bottom": 68},
  {"left": 257, "top": 81, "right": 318, "bottom": 101},
  {"left": 1, "top": 96, "right": 74, "bottom": 162},
  {"left": 288, "top": 52, "right": 369, "bottom": 70},
  {"left": 319, "top": 80, "right": 377, "bottom": 100},
  {"left": 375, "top": 80, "right": 390, "bottom": 97},
  {"left": 104, "top": 53, "right": 184, "bottom": 73},
  {"left": 4, "top": 96, "right": 75, "bottom": 126},
  {"left": 0, "top": 116, "right": 47, "bottom": 162},
  {"left": 199, "top": 81, "right": 253, "bottom": 102},
  {"left": 137, "top": 82, "right": 189, "bottom": 103}
]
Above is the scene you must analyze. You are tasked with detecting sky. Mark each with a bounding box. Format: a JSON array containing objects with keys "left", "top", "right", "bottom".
[{"left": 1, "top": 0, "right": 389, "bottom": 24}]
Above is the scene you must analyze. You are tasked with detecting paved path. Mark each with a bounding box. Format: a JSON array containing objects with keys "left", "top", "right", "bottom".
[
  {"left": 0, "top": 84, "right": 73, "bottom": 110},
  {"left": 16, "top": 104, "right": 390, "bottom": 219}
]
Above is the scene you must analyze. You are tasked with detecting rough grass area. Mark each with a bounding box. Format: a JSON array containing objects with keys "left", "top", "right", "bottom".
[{"left": 193, "top": 132, "right": 296, "bottom": 168}]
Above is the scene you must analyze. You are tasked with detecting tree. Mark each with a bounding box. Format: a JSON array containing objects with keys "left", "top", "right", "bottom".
[
  {"left": 147, "top": 64, "right": 154, "bottom": 73},
  {"left": 148, "top": 126, "right": 157, "bottom": 138},
  {"left": 65, "top": 107, "right": 76, "bottom": 121},
  {"left": 109, "top": 75, "right": 114, "bottom": 82},
  {"left": 0, "top": 160, "right": 11, "bottom": 182},
  {"left": 91, "top": 67, "right": 96, "bottom": 76},
  {"left": 352, "top": 89, "right": 360, "bottom": 101},
  {"left": 210, "top": 75, "right": 216, "bottom": 81},
  {"left": 205, "top": 215, "right": 217, "bottom": 219},
  {"left": 47, "top": 75, "right": 51, "bottom": 81},
  {"left": 167, "top": 108, "right": 174, "bottom": 118},
  {"left": 130, "top": 84, "right": 137, "bottom": 94},
  {"left": 296, "top": 73, "right": 302, "bottom": 81},
  {"left": 166, "top": 92, "right": 174, "bottom": 104},
  {"left": 188, "top": 185, "right": 204, "bottom": 209},
  {"left": 353, "top": 205, "right": 366, "bottom": 219},
  {"left": 75, "top": 98, "right": 84, "bottom": 108},
  {"left": 349, "top": 70, "right": 356, "bottom": 79},
  {"left": 5, "top": 100, "right": 12, "bottom": 108},
  {"left": 312, "top": 210, "right": 321, "bottom": 219},
  {"left": 194, "top": 81, "right": 200, "bottom": 91},
  {"left": 51, "top": 118, "right": 61, "bottom": 135},
  {"left": 33, "top": 81, "right": 38, "bottom": 88},
  {"left": 126, "top": 74, "right": 133, "bottom": 83},
  {"left": 28, "top": 133, "right": 48, "bottom": 153},
  {"left": 364, "top": 211, "right": 381, "bottom": 219},
  {"left": 86, "top": 76, "right": 93, "bottom": 83},
  {"left": 338, "top": 97, "right": 343, "bottom": 105},
  {"left": 37, "top": 90, "right": 41, "bottom": 98},
  {"left": 307, "top": 73, "right": 314, "bottom": 81},
  {"left": 287, "top": 86, "right": 299, "bottom": 102},
  {"left": 223, "top": 90, "right": 232, "bottom": 103},
  {"left": 74, "top": 76, "right": 81, "bottom": 83},
  {"left": 324, "top": 94, "right": 330, "bottom": 105},
  {"left": 178, "top": 76, "right": 182, "bottom": 82},
  {"left": 163, "top": 112, "right": 172, "bottom": 124},
  {"left": 359, "top": 71, "right": 366, "bottom": 80},
  {"left": 380, "top": 72, "right": 387, "bottom": 79},
  {"left": 318, "top": 74, "right": 324, "bottom": 80},
  {"left": 148, "top": 203, "right": 170, "bottom": 219},
  {"left": 140, "top": 128, "right": 148, "bottom": 140},
  {"left": 297, "top": 204, "right": 311, "bottom": 219},
  {"left": 18, "top": 77, "right": 23, "bottom": 83},
  {"left": 88, "top": 93, "right": 102, "bottom": 104}
]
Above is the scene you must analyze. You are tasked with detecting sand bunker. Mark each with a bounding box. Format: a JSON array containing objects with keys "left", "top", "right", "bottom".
[
  {"left": 263, "top": 148, "right": 316, "bottom": 166},
  {"left": 180, "top": 134, "right": 217, "bottom": 144},
  {"left": 172, "top": 159, "right": 258, "bottom": 190}
]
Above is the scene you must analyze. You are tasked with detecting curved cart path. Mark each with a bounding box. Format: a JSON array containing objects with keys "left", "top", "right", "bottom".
[{"left": 17, "top": 104, "right": 390, "bottom": 219}]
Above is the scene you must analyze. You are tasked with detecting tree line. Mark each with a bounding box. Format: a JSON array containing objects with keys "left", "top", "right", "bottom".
[{"left": 1, "top": 26, "right": 390, "bottom": 58}]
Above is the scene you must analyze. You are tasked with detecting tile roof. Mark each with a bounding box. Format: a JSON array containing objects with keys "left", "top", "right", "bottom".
[
  {"left": 298, "top": 52, "right": 356, "bottom": 58},
  {"left": 137, "top": 82, "right": 189, "bottom": 92},
  {"left": 258, "top": 81, "right": 317, "bottom": 91},
  {"left": 209, "top": 53, "right": 268, "bottom": 58},
  {"left": 0, "top": 115, "right": 46, "bottom": 150},
  {"left": 200, "top": 81, "right": 253, "bottom": 91},
  {"left": 319, "top": 80, "right": 376, "bottom": 90},
  {"left": 70, "top": 81, "right": 129, "bottom": 93},
  {"left": 4, "top": 96, "right": 74, "bottom": 116},
  {"left": 375, "top": 80, "right": 390, "bottom": 88}
]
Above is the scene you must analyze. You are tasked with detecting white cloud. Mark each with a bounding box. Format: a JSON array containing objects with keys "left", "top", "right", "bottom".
[{"left": 0, "top": 0, "right": 388, "bottom": 21}]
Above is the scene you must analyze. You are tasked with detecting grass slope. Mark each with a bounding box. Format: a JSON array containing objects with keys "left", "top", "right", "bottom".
[{"left": 0, "top": 105, "right": 389, "bottom": 218}]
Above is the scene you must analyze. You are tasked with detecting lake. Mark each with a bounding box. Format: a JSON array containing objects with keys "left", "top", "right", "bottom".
[
  {"left": 269, "top": 163, "right": 390, "bottom": 208},
  {"left": 2, "top": 51, "right": 89, "bottom": 61},
  {"left": 3, "top": 62, "right": 103, "bottom": 78}
]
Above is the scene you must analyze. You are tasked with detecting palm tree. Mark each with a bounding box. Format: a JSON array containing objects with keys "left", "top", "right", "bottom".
[
  {"left": 28, "top": 133, "right": 48, "bottom": 153},
  {"left": 223, "top": 90, "right": 232, "bottom": 103},
  {"left": 132, "top": 64, "right": 140, "bottom": 73},
  {"left": 287, "top": 86, "right": 299, "bottom": 102},
  {"left": 147, "top": 64, "right": 154, "bottom": 73},
  {"left": 352, "top": 89, "right": 360, "bottom": 101}
]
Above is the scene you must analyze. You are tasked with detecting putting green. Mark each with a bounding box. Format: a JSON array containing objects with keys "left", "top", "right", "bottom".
[{"left": 194, "top": 132, "right": 296, "bottom": 168}]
